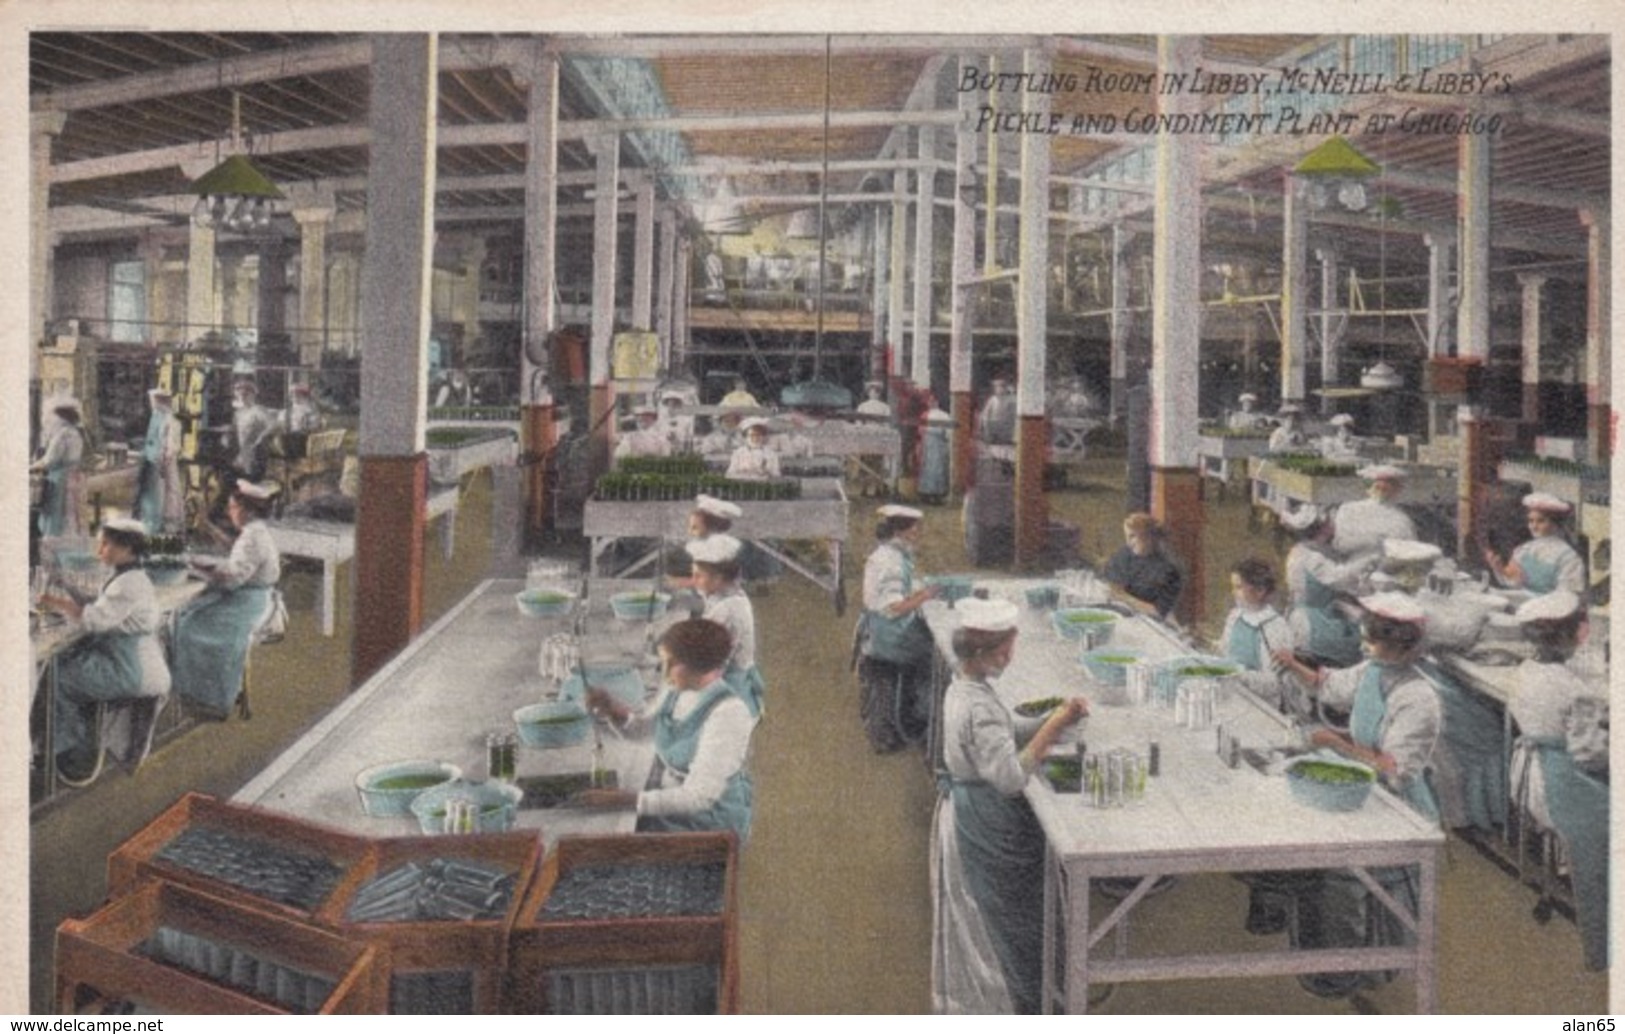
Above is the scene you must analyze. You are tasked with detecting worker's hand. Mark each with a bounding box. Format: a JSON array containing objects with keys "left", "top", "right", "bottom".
[
  {"left": 1060, "top": 696, "right": 1090, "bottom": 724},
  {"left": 41, "top": 593, "right": 81, "bottom": 619},
  {"left": 1270, "top": 647, "right": 1297, "bottom": 668},
  {"left": 1309, "top": 728, "right": 1348, "bottom": 751},
  {"left": 1481, "top": 547, "right": 1503, "bottom": 571},
  {"left": 583, "top": 687, "right": 626, "bottom": 725}
]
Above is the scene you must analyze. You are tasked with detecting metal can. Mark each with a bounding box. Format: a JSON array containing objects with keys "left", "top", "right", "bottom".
[
  {"left": 1106, "top": 750, "right": 1127, "bottom": 808},
  {"left": 1085, "top": 754, "right": 1106, "bottom": 808},
  {"left": 1226, "top": 735, "right": 1242, "bottom": 770},
  {"left": 1148, "top": 741, "right": 1161, "bottom": 777}
]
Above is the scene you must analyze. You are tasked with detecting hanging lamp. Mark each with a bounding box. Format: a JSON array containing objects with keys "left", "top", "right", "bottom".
[
  {"left": 1294, "top": 135, "right": 1380, "bottom": 213},
  {"left": 190, "top": 92, "right": 282, "bottom": 233}
]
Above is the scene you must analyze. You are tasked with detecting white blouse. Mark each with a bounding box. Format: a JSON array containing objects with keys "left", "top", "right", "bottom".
[
  {"left": 626, "top": 686, "right": 754, "bottom": 819},
  {"left": 80, "top": 567, "right": 171, "bottom": 698},
  {"left": 701, "top": 588, "right": 757, "bottom": 671},
  {"left": 1318, "top": 660, "right": 1441, "bottom": 788},
  {"left": 725, "top": 444, "right": 780, "bottom": 480},
  {"left": 940, "top": 675, "right": 1030, "bottom": 794},
  {"left": 216, "top": 519, "right": 281, "bottom": 588},
  {"left": 1331, "top": 497, "right": 1417, "bottom": 561}
]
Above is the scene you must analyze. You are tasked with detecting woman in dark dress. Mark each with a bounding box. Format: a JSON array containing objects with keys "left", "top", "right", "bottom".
[{"left": 1102, "top": 512, "right": 1183, "bottom": 620}]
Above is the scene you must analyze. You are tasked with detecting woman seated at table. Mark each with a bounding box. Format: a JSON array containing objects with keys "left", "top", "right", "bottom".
[
  {"left": 577, "top": 618, "right": 756, "bottom": 842},
  {"left": 933, "top": 598, "right": 1088, "bottom": 1014},
  {"left": 686, "top": 534, "right": 764, "bottom": 718},
  {"left": 1272, "top": 593, "right": 1442, "bottom": 999},
  {"left": 40, "top": 518, "right": 172, "bottom": 786},
  {"left": 725, "top": 417, "right": 781, "bottom": 480},
  {"left": 1220, "top": 557, "right": 1301, "bottom": 712},
  {"left": 1281, "top": 505, "right": 1374, "bottom": 669},
  {"left": 666, "top": 494, "right": 743, "bottom": 594},
  {"left": 171, "top": 481, "right": 282, "bottom": 719},
  {"left": 1102, "top": 512, "right": 1183, "bottom": 621},
  {"left": 1483, "top": 492, "right": 1586, "bottom": 596},
  {"left": 856, "top": 505, "right": 940, "bottom": 753}
]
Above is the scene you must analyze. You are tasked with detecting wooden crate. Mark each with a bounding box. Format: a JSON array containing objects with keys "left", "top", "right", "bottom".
[
  {"left": 107, "top": 792, "right": 372, "bottom": 924},
  {"left": 316, "top": 830, "right": 546, "bottom": 1014},
  {"left": 56, "top": 880, "right": 387, "bottom": 1015},
  {"left": 508, "top": 832, "right": 739, "bottom": 1014}
]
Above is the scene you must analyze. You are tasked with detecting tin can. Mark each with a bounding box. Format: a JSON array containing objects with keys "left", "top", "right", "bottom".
[
  {"left": 1148, "top": 741, "right": 1161, "bottom": 777},
  {"left": 1226, "top": 735, "right": 1242, "bottom": 770},
  {"left": 1106, "top": 750, "right": 1127, "bottom": 808},
  {"left": 1127, "top": 752, "right": 1147, "bottom": 803},
  {"left": 1085, "top": 754, "right": 1105, "bottom": 808}
]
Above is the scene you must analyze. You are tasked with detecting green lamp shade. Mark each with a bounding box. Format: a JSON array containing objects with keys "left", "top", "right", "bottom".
[
  {"left": 190, "top": 154, "right": 284, "bottom": 199},
  {"left": 780, "top": 379, "right": 853, "bottom": 410},
  {"left": 1293, "top": 136, "right": 1380, "bottom": 178}
]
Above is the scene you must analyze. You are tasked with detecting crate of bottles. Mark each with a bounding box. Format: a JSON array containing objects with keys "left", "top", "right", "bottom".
[
  {"left": 55, "top": 880, "right": 387, "bottom": 1015},
  {"left": 106, "top": 793, "right": 372, "bottom": 925},
  {"left": 507, "top": 832, "right": 739, "bottom": 1014},
  {"left": 315, "top": 830, "right": 546, "bottom": 1014}
]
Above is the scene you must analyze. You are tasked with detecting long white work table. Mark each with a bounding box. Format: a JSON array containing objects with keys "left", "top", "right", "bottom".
[
  {"left": 235, "top": 579, "right": 655, "bottom": 849},
  {"left": 922, "top": 580, "right": 1445, "bottom": 1014}
]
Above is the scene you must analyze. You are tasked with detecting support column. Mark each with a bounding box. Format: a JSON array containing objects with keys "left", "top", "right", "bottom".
[
  {"left": 1458, "top": 404, "right": 1489, "bottom": 560},
  {"left": 186, "top": 220, "right": 217, "bottom": 342},
  {"left": 674, "top": 236, "right": 692, "bottom": 370},
  {"left": 459, "top": 235, "right": 486, "bottom": 353},
  {"left": 355, "top": 33, "right": 436, "bottom": 682},
  {"left": 1580, "top": 209, "right": 1610, "bottom": 464},
  {"left": 656, "top": 206, "right": 677, "bottom": 364},
  {"left": 1279, "top": 175, "right": 1309, "bottom": 405},
  {"left": 1455, "top": 129, "right": 1492, "bottom": 360},
  {"left": 1316, "top": 245, "right": 1340, "bottom": 412},
  {"left": 871, "top": 207, "right": 889, "bottom": 375},
  {"left": 1424, "top": 230, "right": 1454, "bottom": 356},
  {"left": 1013, "top": 47, "right": 1051, "bottom": 571},
  {"left": 912, "top": 126, "right": 937, "bottom": 393},
  {"left": 1150, "top": 35, "right": 1206, "bottom": 631},
  {"left": 31, "top": 111, "right": 66, "bottom": 355},
  {"left": 292, "top": 201, "right": 333, "bottom": 367},
  {"left": 588, "top": 131, "right": 621, "bottom": 480},
  {"left": 888, "top": 167, "right": 908, "bottom": 378},
  {"left": 519, "top": 50, "right": 560, "bottom": 545},
  {"left": 138, "top": 233, "right": 167, "bottom": 345},
  {"left": 218, "top": 254, "right": 245, "bottom": 331},
  {"left": 1108, "top": 223, "right": 1133, "bottom": 421},
  {"left": 1518, "top": 273, "right": 1547, "bottom": 425},
  {"left": 632, "top": 175, "right": 655, "bottom": 331},
  {"left": 949, "top": 61, "right": 978, "bottom": 495}
]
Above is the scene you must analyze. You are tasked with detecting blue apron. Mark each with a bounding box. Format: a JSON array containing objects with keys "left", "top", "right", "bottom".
[
  {"left": 1225, "top": 612, "right": 1279, "bottom": 671},
  {"left": 1350, "top": 662, "right": 1440, "bottom": 823},
  {"left": 1514, "top": 540, "right": 1567, "bottom": 594},
  {"left": 948, "top": 776, "right": 1046, "bottom": 1014},
  {"left": 637, "top": 681, "right": 754, "bottom": 842},
  {"left": 1300, "top": 568, "right": 1363, "bottom": 667},
  {"left": 723, "top": 664, "right": 765, "bottom": 720},
  {"left": 170, "top": 583, "right": 271, "bottom": 717},
  {"left": 919, "top": 426, "right": 950, "bottom": 497},
  {"left": 1517, "top": 736, "right": 1609, "bottom": 971},
  {"left": 1416, "top": 658, "right": 1506, "bottom": 834},
  {"left": 38, "top": 427, "right": 84, "bottom": 538},
  {"left": 861, "top": 546, "right": 933, "bottom": 666},
  {"left": 134, "top": 411, "right": 169, "bottom": 533}
]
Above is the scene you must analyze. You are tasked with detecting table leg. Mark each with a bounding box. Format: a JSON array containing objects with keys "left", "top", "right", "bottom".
[
  {"left": 1065, "top": 860, "right": 1093, "bottom": 1015},
  {"left": 439, "top": 511, "right": 456, "bottom": 559},
  {"left": 1041, "top": 847, "right": 1057, "bottom": 1014},
  {"left": 321, "top": 558, "right": 337, "bottom": 638},
  {"left": 1416, "top": 846, "right": 1439, "bottom": 1013}
]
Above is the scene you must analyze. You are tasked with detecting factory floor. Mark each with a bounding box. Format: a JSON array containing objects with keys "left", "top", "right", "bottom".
[{"left": 26, "top": 456, "right": 1610, "bottom": 1014}]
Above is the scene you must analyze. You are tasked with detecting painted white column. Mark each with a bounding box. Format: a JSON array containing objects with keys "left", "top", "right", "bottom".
[
  {"left": 871, "top": 206, "right": 888, "bottom": 351},
  {"left": 1316, "top": 244, "right": 1340, "bottom": 408},
  {"left": 1424, "top": 229, "right": 1454, "bottom": 356},
  {"left": 888, "top": 166, "right": 908, "bottom": 371},
  {"left": 1518, "top": 273, "right": 1546, "bottom": 391},
  {"left": 358, "top": 33, "right": 436, "bottom": 456},
  {"left": 911, "top": 125, "right": 937, "bottom": 390},
  {"left": 460, "top": 235, "right": 486, "bottom": 353},
  {"left": 589, "top": 132, "right": 620, "bottom": 389},
  {"left": 1579, "top": 208, "right": 1610, "bottom": 463},
  {"left": 31, "top": 111, "right": 66, "bottom": 355},
  {"left": 1109, "top": 223, "right": 1133, "bottom": 421},
  {"left": 949, "top": 65, "right": 977, "bottom": 401},
  {"left": 1013, "top": 47, "right": 1052, "bottom": 568},
  {"left": 1455, "top": 129, "right": 1492, "bottom": 359},
  {"left": 675, "top": 236, "right": 692, "bottom": 368},
  {"left": 185, "top": 220, "right": 217, "bottom": 343},
  {"left": 521, "top": 52, "right": 559, "bottom": 405},
  {"left": 632, "top": 175, "right": 655, "bottom": 332},
  {"left": 1279, "top": 176, "right": 1309, "bottom": 404},
  {"left": 656, "top": 205, "right": 677, "bottom": 363},
  {"left": 1150, "top": 35, "right": 1203, "bottom": 470}
]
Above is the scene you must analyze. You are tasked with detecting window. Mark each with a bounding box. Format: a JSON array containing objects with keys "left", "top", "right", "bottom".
[{"left": 109, "top": 259, "right": 146, "bottom": 343}]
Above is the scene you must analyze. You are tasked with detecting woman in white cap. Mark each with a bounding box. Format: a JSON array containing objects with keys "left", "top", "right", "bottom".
[
  {"left": 725, "top": 417, "right": 781, "bottom": 480},
  {"left": 134, "top": 387, "right": 184, "bottom": 534},
  {"left": 658, "top": 389, "right": 695, "bottom": 450},
  {"left": 1483, "top": 492, "right": 1586, "bottom": 595},
  {"left": 31, "top": 396, "right": 87, "bottom": 538},
  {"left": 230, "top": 378, "right": 275, "bottom": 483},
  {"left": 933, "top": 596, "right": 1087, "bottom": 1013},
  {"left": 856, "top": 380, "right": 891, "bottom": 419},
  {"left": 1507, "top": 590, "right": 1608, "bottom": 970},
  {"left": 667, "top": 494, "right": 744, "bottom": 593},
  {"left": 685, "top": 534, "right": 764, "bottom": 717},
  {"left": 37, "top": 517, "right": 172, "bottom": 786},
  {"left": 576, "top": 618, "right": 756, "bottom": 841},
  {"left": 1271, "top": 593, "right": 1442, "bottom": 998},
  {"left": 1267, "top": 403, "right": 1306, "bottom": 452},
  {"left": 1228, "top": 392, "right": 1264, "bottom": 430},
  {"left": 856, "top": 505, "right": 940, "bottom": 752},
  {"left": 917, "top": 399, "right": 953, "bottom": 503},
  {"left": 170, "top": 481, "right": 282, "bottom": 719},
  {"left": 1281, "top": 505, "right": 1374, "bottom": 669},
  {"left": 1318, "top": 412, "right": 1358, "bottom": 460},
  {"left": 1331, "top": 464, "right": 1417, "bottom": 562},
  {"left": 698, "top": 410, "right": 744, "bottom": 457},
  {"left": 615, "top": 403, "right": 673, "bottom": 459}
]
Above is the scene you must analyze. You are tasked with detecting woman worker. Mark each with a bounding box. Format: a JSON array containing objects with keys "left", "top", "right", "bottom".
[
  {"left": 39, "top": 518, "right": 172, "bottom": 786},
  {"left": 856, "top": 504, "right": 941, "bottom": 752},
  {"left": 1331, "top": 464, "right": 1417, "bottom": 562},
  {"left": 667, "top": 494, "right": 744, "bottom": 593},
  {"left": 686, "top": 534, "right": 764, "bottom": 717},
  {"left": 1102, "top": 512, "right": 1184, "bottom": 621},
  {"left": 1483, "top": 492, "right": 1586, "bottom": 595},
  {"left": 133, "top": 387, "right": 184, "bottom": 534},
  {"left": 1281, "top": 505, "right": 1375, "bottom": 669},
  {"left": 1220, "top": 557, "right": 1300, "bottom": 711},
  {"left": 933, "top": 597, "right": 1087, "bottom": 1013},
  {"left": 170, "top": 481, "right": 282, "bottom": 719},
  {"left": 32, "top": 396, "right": 87, "bottom": 538},
  {"left": 577, "top": 618, "right": 756, "bottom": 842},
  {"left": 1272, "top": 593, "right": 1442, "bottom": 998},
  {"left": 725, "top": 417, "right": 781, "bottom": 480}
]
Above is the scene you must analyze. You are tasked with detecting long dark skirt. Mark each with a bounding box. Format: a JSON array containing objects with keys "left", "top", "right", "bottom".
[{"left": 951, "top": 780, "right": 1047, "bottom": 1014}]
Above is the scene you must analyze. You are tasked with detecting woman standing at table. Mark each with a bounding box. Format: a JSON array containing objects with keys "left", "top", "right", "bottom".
[
  {"left": 1281, "top": 505, "right": 1373, "bottom": 668},
  {"left": 1272, "top": 593, "right": 1442, "bottom": 999},
  {"left": 32, "top": 396, "right": 87, "bottom": 538},
  {"left": 171, "top": 481, "right": 281, "bottom": 719},
  {"left": 933, "top": 598, "right": 1087, "bottom": 1013},
  {"left": 686, "top": 534, "right": 764, "bottom": 718},
  {"left": 1483, "top": 492, "right": 1586, "bottom": 596},
  {"left": 856, "top": 505, "right": 940, "bottom": 752},
  {"left": 578, "top": 618, "right": 756, "bottom": 842},
  {"left": 134, "top": 387, "right": 184, "bottom": 534},
  {"left": 1102, "top": 513, "right": 1183, "bottom": 621},
  {"left": 40, "top": 518, "right": 172, "bottom": 786}
]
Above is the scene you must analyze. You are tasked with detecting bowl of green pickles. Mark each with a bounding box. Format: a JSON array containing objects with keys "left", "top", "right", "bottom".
[
  {"left": 1012, "top": 695, "right": 1066, "bottom": 744},
  {"left": 1286, "top": 756, "right": 1376, "bottom": 813},
  {"left": 1051, "top": 607, "right": 1120, "bottom": 644},
  {"left": 355, "top": 759, "right": 462, "bottom": 817}
]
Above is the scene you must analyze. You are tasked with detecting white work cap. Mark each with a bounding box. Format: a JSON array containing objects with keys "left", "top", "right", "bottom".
[
  {"left": 660, "top": 389, "right": 685, "bottom": 402},
  {"left": 235, "top": 480, "right": 275, "bottom": 501},
  {"left": 1382, "top": 539, "right": 1443, "bottom": 564},
  {"left": 694, "top": 494, "right": 743, "bottom": 520},
  {"left": 1329, "top": 413, "right": 1355, "bottom": 427},
  {"left": 1522, "top": 492, "right": 1572, "bottom": 516},
  {"left": 686, "top": 534, "right": 742, "bottom": 564},
  {"left": 925, "top": 408, "right": 954, "bottom": 426},
  {"left": 1278, "top": 505, "right": 1324, "bottom": 532},
  {"left": 1360, "top": 592, "right": 1427, "bottom": 625},
  {"left": 1358, "top": 464, "right": 1407, "bottom": 481},
  {"left": 878, "top": 504, "right": 923, "bottom": 520},
  {"left": 102, "top": 517, "right": 148, "bottom": 539},
  {"left": 52, "top": 396, "right": 83, "bottom": 414},
  {"left": 957, "top": 597, "right": 1019, "bottom": 633},
  {"left": 1277, "top": 403, "right": 1302, "bottom": 416},
  {"left": 147, "top": 386, "right": 172, "bottom": 399},
  {"left": 865, "top": 380, "right": 884, "bottom": 390},
  {"left": 1516, "top": 589, "right": 1583, "bottom": 624},
  {"left": 740, "top": 417, "right": 772, "bottom": 432},
  {"left": 1238, "top": 393, "right": 1258, "bottom": 403}
]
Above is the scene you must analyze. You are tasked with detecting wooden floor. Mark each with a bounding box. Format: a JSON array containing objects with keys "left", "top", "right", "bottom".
[{"left": 26, "top": 457, "right": 1610, "bottom": 1013}]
